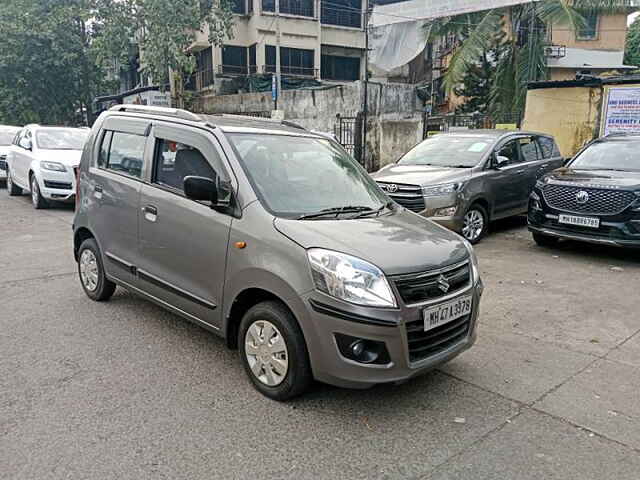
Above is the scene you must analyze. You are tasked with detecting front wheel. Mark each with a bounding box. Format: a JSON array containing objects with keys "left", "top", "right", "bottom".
[
  {"left": 6, "top": 168, "right": 22, "bottom": 196},
  {"left": 239, "top": 301, "right": 312, "bottom": 401},
  {"left": 533, "top": 232, "right": 559, "bottom": 247},
  {"left": 462, "top": 205, "right": 488, "bottom": 244},
  {"left": 30, "top": 175, "right": 49, "bottom": 209},
  {"left": 77, "top": 238, "right": 116, "bottom": 301}
]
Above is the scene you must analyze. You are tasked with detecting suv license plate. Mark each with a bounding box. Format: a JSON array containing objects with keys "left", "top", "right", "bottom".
[
  {"left": 423, "top": 295, "right": 472, "bottom": 332},
  {"left": 558, "top": 214, "right": 599, "bottom": 229}
]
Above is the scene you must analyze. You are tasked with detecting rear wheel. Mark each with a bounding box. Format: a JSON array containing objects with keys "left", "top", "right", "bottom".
[
  {"left": 462, "top": 204, "right": 488, "bottom": 244},
  {"left": 6, "top": 168, "right": 22, "bottom": 196},
  {"left": 239, "top": 301, "right": 312, "bottom": 401},
  {"left": 533, "top": 232, "right": 559, "bottom": 247},
  {"left": 30, "top": 175, "right": 48, "bottom": 209},
  {"left": 77, "top": 238, "right": 116, "bottom": 301}
]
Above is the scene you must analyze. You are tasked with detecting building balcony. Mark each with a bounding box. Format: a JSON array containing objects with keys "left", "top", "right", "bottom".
[
  {"left": 262, "top": 65, "right": 318, "bottom": 78},
  {"left": 320, "top": 7, "right": 361, "bottom": 29}
]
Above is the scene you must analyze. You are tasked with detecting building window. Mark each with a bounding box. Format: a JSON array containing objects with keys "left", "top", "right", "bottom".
[
  {"left": 321, "top": 0, "right": 361, "bottom": 28},
  {"left": 265, "top": 45, "right": 315, "bottom": 76},
  {"left": 231, "top": 0, "right": 246, "bottom": 14},
  {"left": 222, "top": 45, "right": 248, "bottom": 75},
  {"left": 577, "top": 12, "right": 598, "bottom": 40},
  {"left": 262, "top": 0, "right": 313, "bottom": 16},
  {"left": 321, "top": 55, "right": 360, "bottom": 81},
  {"left": 196, "top": 47, "right": 214, "bottom": 87},
  {"left": 249, "top": 44, "right": 257, "bottom": 74}
]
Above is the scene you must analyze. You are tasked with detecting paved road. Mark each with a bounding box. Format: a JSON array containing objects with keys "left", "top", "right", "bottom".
[{"left": 2, "top": 191, "right": 640, "bottom": 479}]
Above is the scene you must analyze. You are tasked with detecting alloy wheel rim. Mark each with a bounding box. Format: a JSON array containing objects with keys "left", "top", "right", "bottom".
[
  {"left": 79, "top": 249, "right": 99, "bottom": 292},
  {"left": 31, "top": 177, "right": 38, "bottom": 206},
  {"left": 462, "top": 209, "right": 484, "bottom": 241},
  {"left": 244, "top": 320, "right": 289, "bottom": 387}
]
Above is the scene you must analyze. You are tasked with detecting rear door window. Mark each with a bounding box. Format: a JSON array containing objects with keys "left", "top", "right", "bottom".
[
  {"left": 537, "top": 137, "right": 559, "bottom": 159},
  {"left": 101, "top": 131, "right": 146, "bottom": 179},
  {"left": 518, "top": 137, "right": 540, "bottom": 162}
]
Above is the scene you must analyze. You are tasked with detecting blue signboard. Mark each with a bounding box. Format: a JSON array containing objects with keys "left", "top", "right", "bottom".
[{"left": 272, "top": 75, "right": 277, "bottom": 101}]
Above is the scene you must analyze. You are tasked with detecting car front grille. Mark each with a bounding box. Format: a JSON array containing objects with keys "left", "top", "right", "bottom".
[
  {"left": 405, "top": 314, "right": 471, "bottom": 363},
  {"left": 542, "top": 184, "right": 637, "bottom": 215},
  {"left": 391, "top": 261, "right": 471, "bottom": 305},
  {"left": 44, "top": 180, "right": 72, "bottom": 190},
  {"left": 377, "top": 182, "right": 425, "bottom": 213}
]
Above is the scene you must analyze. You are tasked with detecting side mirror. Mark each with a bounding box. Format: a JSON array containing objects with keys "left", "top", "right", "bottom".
[
  {"left": 494, "top": 155, "right": 510, "bottom": 169},
  {"left": 183, "top": 175, "right": 232, "bottom": 209}
]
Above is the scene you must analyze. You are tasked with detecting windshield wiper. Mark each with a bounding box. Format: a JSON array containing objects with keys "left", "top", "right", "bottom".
[
  {"left": 298, "top": 206, "right": 373, "bottom": 220},
  {"left": 352, "top": 201, "right": 394, "bottom": 219},
  {"left": 449, "top": 165, "right": 473, "bottom": 168}
]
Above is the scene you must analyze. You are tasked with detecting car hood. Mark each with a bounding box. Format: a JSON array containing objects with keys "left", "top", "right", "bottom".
[
  {"left": 274, "top": 209, "right": 469, "bottom": 276},
  {"left": 372, "top": 164, "right": 473, "bottom": 187},
  {"left": 0, "top": 146, "right": 11, "bottom": 157},
  {"left": 545, "top": 168, "right": 640, "bottom": 190},
  {"left": 37, "top": 149, "right": 83, "bottom": 167}
]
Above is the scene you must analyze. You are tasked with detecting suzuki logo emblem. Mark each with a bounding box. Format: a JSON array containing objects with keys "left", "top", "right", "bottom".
[
  {"left": 576, "top": 191, "right": 590, "bottom": 205},
  {"left": 437, "top": 274, "right": 450, "bottom": 293}
]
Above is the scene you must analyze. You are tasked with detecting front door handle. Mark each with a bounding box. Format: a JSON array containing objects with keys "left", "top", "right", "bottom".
[
  {"left": 143, "top": 205, "right": 158, "bottom": 222},
  {"left": 94, "top": 184, "right": 103, "bottom": 199},
  {"left": 515, "top": 169, "right": 526, "bottom": 174}
]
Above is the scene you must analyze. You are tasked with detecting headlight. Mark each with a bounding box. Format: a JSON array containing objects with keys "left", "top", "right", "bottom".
[
  {"left": 307, "top": 248, "right": 397, "bottom": 308},
  {"left": 422, "top": 183, "right": 462, "bottom": 197},
  {"left": 41, "top": 161, "right": 66, "bottom": 172},
  {"left": 462, "top": 240, "right": 480, "bottom": 283}
]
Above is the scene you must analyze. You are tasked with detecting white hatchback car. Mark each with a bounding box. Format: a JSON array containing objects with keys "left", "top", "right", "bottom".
[
  {"left": 6, "top": 125, "right": 89, "bottom": 208},
  {"left": 0, "top": 125, "right": 21, "bottom": 183}
]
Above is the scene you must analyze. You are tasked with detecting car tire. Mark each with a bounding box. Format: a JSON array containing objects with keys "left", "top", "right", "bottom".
[
  {"left": 533, "top": 232, "right": 559, "bottom": 247},
  {"left": 30, "top": 174, "right": 49, "bottom": 209},
  {"left": 6, "top": 168, "right": 22, "bottom": 196},
  {"left": 77, "top": 238, "right": 116, "bottom": 302},
  {"left": 462, "top": 204, "right": 488, "bottom": 244},
  {"left": 238, "top": 301, "right": 312, "bottom": 401}
]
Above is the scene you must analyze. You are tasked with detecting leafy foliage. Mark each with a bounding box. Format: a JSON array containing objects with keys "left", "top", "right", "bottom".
[
  {"left": 625, "top": 16, "right": 640, "bottom": 67},
  {"left": 425, "top": 0, "right": 634, "bottom": 118}
]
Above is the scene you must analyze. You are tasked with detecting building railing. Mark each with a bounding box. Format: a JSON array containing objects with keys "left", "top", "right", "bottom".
[
  {"left": 320, "top": 6, "right": 361, "bottom": 28},
  {"left": 262, "top": 65, "right": 318, "bottom": 77},
  {"left": 262, "top": 0, "right": 314, "bottom": 17},
  {"left": 216, "top": 64, "right": 258, "bottom": 76}
]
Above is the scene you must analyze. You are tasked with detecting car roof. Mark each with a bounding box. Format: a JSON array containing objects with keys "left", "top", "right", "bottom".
[
  {"left": 437, "top": 129, "right": 551, "bottom": 138},
  {"left": 105, "top": 105, "right": 322, "bottom": 138}
]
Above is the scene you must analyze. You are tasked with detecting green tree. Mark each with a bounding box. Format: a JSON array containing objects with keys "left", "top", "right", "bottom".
[
  {"left": 92, "top": 0, "right": 234, "bottom": 96},
  {"left": 625, "top": 16, "right": 640, "bottom": 67},
  {"left": 0, "top": 0, "right": 109, "bottom": 125},
  {"left": 425, "top": 0, "right": 632, "bottom": 118}
]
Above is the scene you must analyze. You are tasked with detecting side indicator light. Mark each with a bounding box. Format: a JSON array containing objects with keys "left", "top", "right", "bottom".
[{"left": 235, "top": 241, "right": 247, "bottom": 249}]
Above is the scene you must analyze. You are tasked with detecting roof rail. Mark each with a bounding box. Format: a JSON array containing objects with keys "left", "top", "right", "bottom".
[
  {"left": 109, "top": 104, "right": 202, "bottom": 122},
  {"left": 281, "top": 120, "right": 305, "bottom": 130},
  {"left": 210, "top": 113, "right": 307, "bottom": 131}
]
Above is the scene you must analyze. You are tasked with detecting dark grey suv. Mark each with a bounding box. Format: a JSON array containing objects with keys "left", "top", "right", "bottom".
[
  {"left": 373, "top": 130, "right": 564, "bottom": 243},
  {"left": 72, "top": 105, "right": 483, "bottom": 400}
]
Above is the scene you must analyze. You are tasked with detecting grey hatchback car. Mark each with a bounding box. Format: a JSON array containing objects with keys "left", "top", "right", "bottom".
[
  {"left": 373, "top": 130, "right": 564, "bottom": 243},
  {"left": 73, "top": 105, "right": 483, "bottom": 400}
]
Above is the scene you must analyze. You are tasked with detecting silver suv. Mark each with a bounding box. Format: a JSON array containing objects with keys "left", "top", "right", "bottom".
[
  {"left": 373, "top": 130, "right": 564, "bottom": 243},
  {"left": 73, "top": 105, "right": 483, "bottom": 400}
]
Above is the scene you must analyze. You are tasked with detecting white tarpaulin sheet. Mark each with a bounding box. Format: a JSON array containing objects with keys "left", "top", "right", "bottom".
[
  {"left": 369, "top": 0, "right": 534, "bottom": 72},
  {"left": 602, "top": 87, "right": 640, "bottom": 136}
]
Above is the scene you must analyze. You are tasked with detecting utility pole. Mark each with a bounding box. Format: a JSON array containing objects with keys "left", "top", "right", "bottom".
[
  {"left": 275, "top": 0, "right": 282, "bottom": 112},
  {"left": 362, "top": 2, "right": 371, "bottom": 169}
]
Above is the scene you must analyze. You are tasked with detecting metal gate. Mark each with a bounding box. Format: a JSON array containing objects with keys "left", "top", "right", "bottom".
[{"left": 334, "top": 113, "right": 363, "bottom": 164}]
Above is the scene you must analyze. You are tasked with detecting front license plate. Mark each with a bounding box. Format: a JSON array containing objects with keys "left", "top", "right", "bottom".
[
  {"left": 558, "top": 214, "right": 600, "bottom": 229},
  {"left": 423, "top": 295, "right": 473, "bottom": 332}
]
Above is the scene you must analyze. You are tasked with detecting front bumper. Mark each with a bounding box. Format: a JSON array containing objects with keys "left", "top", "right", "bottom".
[
  {"left": 528, "top": 190, "right": 640, "bottom": 248},
  {"left": 300, "top": 279, "right": 483, "bottom": 389},
  {"left": 38, "top": 169, "right": 76, "bottom": 202}
]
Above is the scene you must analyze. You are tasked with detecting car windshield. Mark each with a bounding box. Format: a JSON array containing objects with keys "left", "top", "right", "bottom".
[
  {"left": 228, "top": 133, "right": 388, "bottom": 219},
  {"left": 399, "top": 135, "right": 495, "bottom": 168},
  {"left": 570, "top": 140, "right": 640, "bottom": 172},
  {"left": 36, "top": 128, "right": 88, "bottom": 150}
]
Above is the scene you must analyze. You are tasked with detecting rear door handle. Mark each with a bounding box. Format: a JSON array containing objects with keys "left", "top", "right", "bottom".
[{"left": 143, "top": 205, "right": 158, "bottom": 222}]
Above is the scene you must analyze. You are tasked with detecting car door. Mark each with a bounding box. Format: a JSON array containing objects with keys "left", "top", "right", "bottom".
[
  {"left": 536, "top": 136, "right": 565, "bottom": 174},
  {"left": 516, "top": 136, "right": 544, "bottom": 206},
  {"left": 485, "top": 137, "right": 528, "bottom": 218},
  {"left": 12, "top": 129, "right": 33, "bottom": 187},
  {"left": 136, "top": 122, "right": 233, "bottom": 328},
  {"left": 88, "top": 116, "right": 151, "bottom": 288}
]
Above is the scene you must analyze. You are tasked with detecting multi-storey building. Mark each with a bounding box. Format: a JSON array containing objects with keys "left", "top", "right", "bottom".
[{"left": 188, "top": 0, "right": 368, "bottom": 93}]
